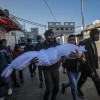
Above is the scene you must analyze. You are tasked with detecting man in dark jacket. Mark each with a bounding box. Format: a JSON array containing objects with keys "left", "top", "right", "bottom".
[
  {"left": 77, "top": 28, "right": 100, "bottom": 98},
  {"left": 61, "top": 34, "right": 83, "bottom": 100},
  {"left": 0, "top": 40, "right": 12, "bottom": 100},
  {"left": 2, "top": 39, "right": 21, "bottom": 88},
  {"left": 34, "top": 35, "right": 44, "bottom": 88},
  {"left": 24, "top": 38, "right": 36, "bottom": 77},
  {"left": 34, "top": 35, "right": 43, "bottom": 51},
  {"left": 39, "top": 29, "right": 60, "bottom": 100}
]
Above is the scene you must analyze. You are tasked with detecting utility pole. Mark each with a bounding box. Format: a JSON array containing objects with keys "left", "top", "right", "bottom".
[
  {"left": 15, "top": 32, "right": 17, "bottom": 44},
  {"left": 23, "top": 22, "right": 26, "bottom": 33},
  {"left": 80, "top": 0, "right": 84, "bottom": 30}
]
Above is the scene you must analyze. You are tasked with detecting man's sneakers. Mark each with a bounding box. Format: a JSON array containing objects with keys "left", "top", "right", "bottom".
[
  {"left": 0, "top": 88, "right": 12, "bottom": 100},
  {"left": 8, "top": 87, "right": 12, "bottom": 95},
  {"left": 62, "top": 83, "right": 65, "bottom": 94},
  {"left": 0, "top": 96, "right": 5, "bottom": 100},
  {"left": 77, "top": 89, "right": 84, "bottom": 98}
]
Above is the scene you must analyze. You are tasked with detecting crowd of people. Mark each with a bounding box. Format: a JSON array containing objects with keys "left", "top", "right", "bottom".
[{"left": 0, "top": 28, "right": 100, "bottom": 100}]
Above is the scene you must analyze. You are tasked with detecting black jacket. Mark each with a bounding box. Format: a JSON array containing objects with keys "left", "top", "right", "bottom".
[
  {"left": 40, "top": 41, "right": 60, "bottom": 50},
  {"left": 79, "top": 38, "right": 98, "bottom": 74},
  {"left": 39, "top": 40, "right": 60, "bottom": 69},
  {"left": 65, "top": 57, "right": 83, "bottom": 73},
  {"left": 34, "top": 43, "right": 42, "bottom": 51},
  {"left": 0, "top": 45, "right": 12, "bottom": 75},
  {"left": 24, "top": 44, "right": 34, "bottom": 52}
]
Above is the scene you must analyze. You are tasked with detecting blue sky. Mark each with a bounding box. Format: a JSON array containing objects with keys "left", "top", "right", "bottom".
[{"left": 0, "top": 0, "right": 100, "bottom": 34}]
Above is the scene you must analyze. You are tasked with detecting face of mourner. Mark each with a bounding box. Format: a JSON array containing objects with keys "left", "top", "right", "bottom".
[
  {"left": 3, "top": 40, "right": 7, "bottom": 46},
  {"left": 68, "top": 36, "right": 80, "bottom": 58},
  {"left": 38, "top": 38, "right": 42, "bottom": 44},
  {"left": 47, "top": 33, "right": 54, "bottom": 42},
  {"left": 94, "top": 33, "right": 99, "bottom": 41},
  {"left": 68, "top": 37, "right": 76, "bottom": 44}
]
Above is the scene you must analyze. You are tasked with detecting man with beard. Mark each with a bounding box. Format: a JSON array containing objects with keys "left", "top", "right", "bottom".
[
  {"left": 77, "top": 28, "right": 100, "bottom": 98},
  {"left": 39, "top": 29, "right": 60, "bottom": 100}
]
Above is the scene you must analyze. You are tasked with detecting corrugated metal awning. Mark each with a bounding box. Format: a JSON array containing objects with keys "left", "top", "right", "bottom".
[{"left": 0, "top": 9, "right": 22, "bottom": 32}]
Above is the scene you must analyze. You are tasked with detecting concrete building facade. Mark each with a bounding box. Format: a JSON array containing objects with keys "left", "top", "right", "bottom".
[
  {"left": 25, "top": 28, "right": 39, "bottom": 40},
  {"left": 0, "top": 17, "right": 25, "bottom": 49},
  {"left": 6, "top": 31, "right": 25, "bottom": 49}
]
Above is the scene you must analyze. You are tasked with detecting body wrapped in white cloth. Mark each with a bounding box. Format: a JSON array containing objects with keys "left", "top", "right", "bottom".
[{"left": 1, "top": 43, "right": 86, "bottom": 77}]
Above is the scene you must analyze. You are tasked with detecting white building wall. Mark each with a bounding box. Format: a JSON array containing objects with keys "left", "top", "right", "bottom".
[
  {"left": 6, "top": 34, "right": 15, "bottom": 49},
  {"left": 6, "top": 31, "right": 25, "bottom": 50},
  {"left": 15, "top": 31, "right": 25, "bottom": 43},
  {"left": 56, "top": 36, "right": 64, "bottom": 44}
]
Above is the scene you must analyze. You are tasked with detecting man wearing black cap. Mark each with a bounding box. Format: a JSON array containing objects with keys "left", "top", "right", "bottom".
[
  {"left": 35, "top": 35, "right": 44, "bottom": 88},
  {"left": 39, "top": 29, "right": 60, "bottom": 100},
  {"left": 35, "top": 35, "right": 43, "bottom": 51},
  {"left": 77, "top": 28, "right": 100, "bottom": 98}
]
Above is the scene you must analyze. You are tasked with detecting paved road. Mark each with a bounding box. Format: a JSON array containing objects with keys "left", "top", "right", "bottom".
[{"left": 6, "top": 62, "right": 100, "bottom": 100}]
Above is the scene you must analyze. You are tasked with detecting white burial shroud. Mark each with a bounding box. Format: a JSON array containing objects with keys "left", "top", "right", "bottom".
[{"left": 1, "top": 43, "right": 86, "bottom": 77}]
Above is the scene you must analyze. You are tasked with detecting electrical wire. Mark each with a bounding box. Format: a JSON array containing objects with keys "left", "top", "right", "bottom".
[
  {"left": 4, "top": 14, "right": 94, "bottom": 29},
  {"left": 70, "top": 6, "right": 80, "bottom": 22},
  {"left": 43, "top": 0, "right": 57, "bottom": 22},
  {"left": 1, "top": 7, "right": 93, "bottom": 31}
]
